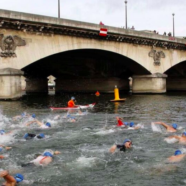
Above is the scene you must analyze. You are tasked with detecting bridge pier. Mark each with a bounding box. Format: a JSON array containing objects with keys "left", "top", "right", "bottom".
[
  {"left": 25, "top": 77, "right": 48, "bottom": 94},
  {"left": 132, "top": 73, "right": 167, "bottom": 93},
  {"left": 55, "top": 77, "right": 129, "bottom": 93},
  {"left": 167, "top": 78, "right": 186, "bottom": 91},
  {"left": 0, "top": 68, "right": 24, "bottom": 100}
]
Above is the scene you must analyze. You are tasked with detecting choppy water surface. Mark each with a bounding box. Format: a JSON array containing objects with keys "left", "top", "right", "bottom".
[{"left": 1, "top": 93, "right": 186, "bottom": 186}]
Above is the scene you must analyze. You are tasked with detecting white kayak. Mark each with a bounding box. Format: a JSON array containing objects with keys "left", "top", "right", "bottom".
[{"left": 50, "top": 103, "right": 96, "bottom": 111}]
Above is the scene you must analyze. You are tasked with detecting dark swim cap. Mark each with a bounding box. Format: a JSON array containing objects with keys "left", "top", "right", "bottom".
[
  {"left": 123, "top": 139, "right": 131, "bottom": 144},
  {"left": 43, "top": 152, "right": 53, "bottom": 157},
  {"left": 174, "top": 150, "right": 182, "bottom": 156},
  {"left": 130, "top": 122, "right": 134, "bottom": 127},
  {"left": 45, "top": 122, "right": 51, "bottom": 127},
  {"left": 14, "top": 173, "right": 24, "bottom": 183},
  {"left": 172, "top": 123, "right": 177, "bottom": 129}
]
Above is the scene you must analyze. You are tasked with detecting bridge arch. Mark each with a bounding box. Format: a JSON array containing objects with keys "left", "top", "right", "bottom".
[{"left": 22, "top": 49, "right": 151, "bottom": 94}]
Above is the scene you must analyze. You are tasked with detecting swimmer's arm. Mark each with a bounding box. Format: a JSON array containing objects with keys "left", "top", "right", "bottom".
[
  {"left": 54, "top": 151, "right": 60, "bottom": 155},
  {"left": 5, "top": 131, "right": 13, "bottom": 135},
  {"left": 35, "top": 120, "right": 44, "bottom": 126},
  {"left": 109, "top": 145, "right": 117, "bottom": 153},
  {"left": 134, "top": 126, "right": 140, "bottom": 130},
  {"left": 26, "top": 120, "right": 36, "bottom": 126},
  {"left": 0, "top": 170, "right": 16, "bottom": 184},
  {"left": 154, "top": 122, "right": 169, "bottom": 129},
  {"left": 0, "top": 145, "right": 12, "bottom": 150},
  {"left": 12, "top": 115, "right": 21, "bottom": 120},
  {"left": 167, "top": 136, "right": 181, "bottom": 140}
]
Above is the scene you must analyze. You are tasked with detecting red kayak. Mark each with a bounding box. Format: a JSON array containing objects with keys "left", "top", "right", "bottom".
[{"left": 50, "top": 103, "right": 96, "bottom": 111}]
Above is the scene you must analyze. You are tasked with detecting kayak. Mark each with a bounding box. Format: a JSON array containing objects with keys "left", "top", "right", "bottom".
[{"left": 50, "top": 103, "right": 96, "bottom": 111}]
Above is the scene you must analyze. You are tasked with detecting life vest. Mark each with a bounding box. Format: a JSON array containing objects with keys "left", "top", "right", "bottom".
[{"left": 68, "top": 100, "right": 75, "bottom": 107}]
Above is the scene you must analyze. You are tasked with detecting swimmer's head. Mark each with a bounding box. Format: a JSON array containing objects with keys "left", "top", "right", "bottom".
[
  {"left": 174, "top": 150, "right": 182, "bottom": 156},
  {"left": 67, "top": 114, "right": 75, "bottom": 119},
  {"left": 43, "top": 151, "right": 53, "bottom": 157},
  {"left": 182, "top": 132, "right": 186, "bottom": 137},
  {"left": 123, "top": 139, "right": 131, "bottom": 144},
  {"left": 71, "top": 96, "right": 75, "bottom": 100},
  {"left": 37, "top": 133, "right": 45, "bottom": 139},
  {"left": 32, "top": 114, "right": 36, "bottom": 118},
  {"left": 21, "top": 112, "right": 25, "bottom": 117},
  {"left": 124, "top": 122, "right": 128, "bottom": 125},
  {"left": 172, "top": 123, "right": 177, "bottom": 129},
  {"left": 0, "top": 130, "right": 5, "bottom": 135},
  {"left": 0, "top": 147, "right": 3, "bottom": 152},
  {"left": 14, "top": 173, "right": 24, "bottom": 183},
  {"left": 130, "top": 122, "right": 134, "bottom": 127},
  {"left": 45, "top": 122, "right": 51, "bottom": 127},
  {"left": 123, "top": 139, "right": 132, "bottom": 148},
  {"left": 23, "top": 133, "right": 29, "bottom": 139}
]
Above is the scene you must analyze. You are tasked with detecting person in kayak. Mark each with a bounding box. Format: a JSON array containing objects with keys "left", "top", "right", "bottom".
[
  {"left": 68, "top": 97, "right": 76, "bottom": 107},
  {"left": 0, "top": 170, "right": 24, "bottom": 186},
  {"left": 153, "top": 121, "right": 177, "bottom": 132},
  {"left": 67, "top": 97, "right": 82, "bottom": 115},
  {"left": 109, "top": 139, "right": 132, "bottom": 153}
]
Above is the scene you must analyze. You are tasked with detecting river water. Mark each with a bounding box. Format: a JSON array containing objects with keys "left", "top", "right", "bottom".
[{"left": 1, "top": 93, "right": 186, "bottom": 186}]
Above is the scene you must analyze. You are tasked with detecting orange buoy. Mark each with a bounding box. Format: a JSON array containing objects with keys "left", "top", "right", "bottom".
[
  {"left": 95, "top": 91, "right": 100, "bottom": 97},
  {"left": 110, "top": 85, "right": 126, "bottom": 102}
]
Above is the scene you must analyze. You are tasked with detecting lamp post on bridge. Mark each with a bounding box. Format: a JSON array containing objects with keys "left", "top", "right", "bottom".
[
  {"left": 125, "top": 1, "right": 128, "bottom": 29},
  {"left": 172, "top": 13, "right": 175, "bottom": 37},
  {"left": 58, "top": 0, "right": 60, "bottom": 18}
]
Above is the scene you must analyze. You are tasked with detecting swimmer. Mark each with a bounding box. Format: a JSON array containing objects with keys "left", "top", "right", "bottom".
[
  {"left": 154, "top": 121, "right": 177, "bottom": 132},
  {"left": 166, "top": 132, "right": 186, "bottom": 144},
  {"left": 0, "top": 130, "right": 12, "bottom": 136},
  {"left": 66, "top": 114, "right": 76, "bottom": 122},
  {"left": 167, "top": 150, "right": 186, "bottom": 163},
  {"left": 109, "top": 139, "right": 132, "bottom": 153},
  {"left": 13, "top": 112, "right": 34, "bottom": 121},
  {"left": 26, "top": 119, "right": 51, "bottom": 128},
  {"left": 0, "top": 145, "right": 12, "bottom": 159},
  {"left": 23, "top": 133, "right": 45, "bottom": 140},
  {"left": 67, "top": 96, "right": 82, "bottom": 115},
  {"left": 53, "top": 114, "right": 76, "bottom": 122},
  {"left": 127, "top": 122, "right": 141, "bottom": 130},
  {"left": 116, "top": 117, "right": 127, "bottom": 127},
  {"left": 0, "top": 170, "right": 24, "bottom": 186},
  {"left": 29, "top": 149, "right": 60, "bottom": 166},
  {"left": 12, "top": 111, "right": 29, "bottom": 121}
]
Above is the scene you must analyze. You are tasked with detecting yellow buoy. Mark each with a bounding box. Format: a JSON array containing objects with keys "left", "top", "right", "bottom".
[{"left": 110, "top": 85, "right": 126, "bottom": 102}]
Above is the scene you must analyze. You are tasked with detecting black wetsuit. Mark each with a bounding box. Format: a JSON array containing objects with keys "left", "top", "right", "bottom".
[{"left": 116, "top": 144, "right": 126, "bottom": 152}]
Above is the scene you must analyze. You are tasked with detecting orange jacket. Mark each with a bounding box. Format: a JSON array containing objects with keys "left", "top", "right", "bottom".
[{"left": 68, "top": 100, "right": 75, "bottom": 107}]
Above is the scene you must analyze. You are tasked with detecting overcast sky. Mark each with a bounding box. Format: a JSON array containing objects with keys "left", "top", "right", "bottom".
[{"left": 0, "top": 0, "right": 185, "bottom": 36}]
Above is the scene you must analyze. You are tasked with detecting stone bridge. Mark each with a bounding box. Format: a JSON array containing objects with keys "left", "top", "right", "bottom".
[{"left": 0, "top": 9, "right": 186, "bottom": 99}]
